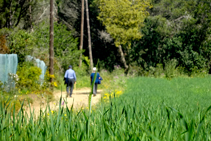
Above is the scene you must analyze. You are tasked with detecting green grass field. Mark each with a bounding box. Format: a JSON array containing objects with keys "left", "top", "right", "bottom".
[{"left": 1, "top": 76, "right": 211, "bottom": 140}]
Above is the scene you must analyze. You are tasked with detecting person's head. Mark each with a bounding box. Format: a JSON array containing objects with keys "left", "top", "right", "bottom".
[
  {"left": 69, "top": 65, "right": 72, "bottom": 69},
  {"left": 93, "top": 67, "right": 97, "bottom": 72}
]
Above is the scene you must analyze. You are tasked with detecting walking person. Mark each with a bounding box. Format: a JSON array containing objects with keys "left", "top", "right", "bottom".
[
  {"left": 64, "top": 65, "right": 76, "bottom": 98},
  {"left": 90, "top": 67, "right": 102, "bottom": 96}
]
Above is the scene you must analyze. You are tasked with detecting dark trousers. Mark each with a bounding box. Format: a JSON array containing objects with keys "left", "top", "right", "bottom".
[
  {"left": 93, "top": 83, "right": 98, "bottom": 95},
  {"left": 66, "top": 78, "right": 75, "bottom": 96}
]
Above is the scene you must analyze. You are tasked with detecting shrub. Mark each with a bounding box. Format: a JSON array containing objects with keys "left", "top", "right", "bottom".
[
  {"left": 164, "top": 59, "right": 179, "bottom": 79},
  {"left": 100, "top": 66, "right": 127, "bottom": 92},
  {"left": 74, "top": 64, "right": 89, "bottom": 77},
  {"left": 16, "top": 62, "right": 41, "bottom": 90},
  {"left": 9, "top": 30, "right": 35, "bottom": 63},
  {"left": 42, "top": 70, "right": 59, "bottom": 90},
  {"left": 190, "top": 66, "right": 209, "bottom": 77}
]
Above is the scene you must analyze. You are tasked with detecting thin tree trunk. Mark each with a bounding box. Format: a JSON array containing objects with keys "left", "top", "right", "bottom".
[
  {"left": 49, "top": 0, "right": 54, "bottom": 90},
  {"left": 9, "top": 1, "right": 12, "bottom": 28},
  {"left": 29, "top": 0, "right": 33, "bottom": 31},
  {"left": 79, "top": 0, "right": 84, "bottom": 67},
  {"left": 85, "top": 0, "right": 93, "bottom": 70},
  {"left": 118, "top": 45, "right": 128, "bottom": 69}
]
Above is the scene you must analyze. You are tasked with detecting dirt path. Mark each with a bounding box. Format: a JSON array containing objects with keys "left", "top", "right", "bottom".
[{"left": 24, "top": 88, "right": 103, "bottom": 118}]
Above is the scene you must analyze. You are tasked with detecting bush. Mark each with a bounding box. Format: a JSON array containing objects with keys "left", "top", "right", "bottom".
[
  {"left": 74, "top": 64, "right": 89, "bottom": 77},
  {"left": 8, "top": 30, "right": 35, "bottom": 63},
  {"left": 100, "top": 66, "right": 127, "bottom": 92},
  {"left": 128, "top": 58, "right": 209, "bottom": 79},
  {"left": 190, "top": 66, "right": 209, "bottom": 77},
  {"left": 42, "top": 70, "right": 59, "bottom": 91},
  {"left": 164, "top": 59, "right": 179, "bottom": 79},
  {"left": 16, "top": 62, "right": 41, "bottom": 90}
]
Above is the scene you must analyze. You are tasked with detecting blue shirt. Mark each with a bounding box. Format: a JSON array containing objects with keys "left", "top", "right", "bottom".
[
  {"left": 90, "top": 72, "right": 100, "bottom": 84},
  {"left": 64, "top": 69, "right": 77, "bottom": 81}
]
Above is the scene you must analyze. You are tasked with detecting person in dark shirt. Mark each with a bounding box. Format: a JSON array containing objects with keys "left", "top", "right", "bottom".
[
  {"left": 64, "top": 65, "right": 76, "bottom": 97},
  {"left": 90, "top": 67, "right": 102, "bottom": 96}
]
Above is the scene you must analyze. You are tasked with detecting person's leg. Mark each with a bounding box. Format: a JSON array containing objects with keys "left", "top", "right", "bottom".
[
  {"left": 66, "top": 79, "right": 70, "bottom": 97},
  {"left": 66, "top": 86, "right": 69, "bottom": 97},
  {"left": 93, "top": 83, "right": 97, "bottom": 96},
  {"left": 95, "top": 83, "right": 98, "bottom": 94},
  {"left": 70, "top": 79, "right": 74, "bottom": 97},
  {"left": 93, "top": 83, "right": 96, "bottom": 95}
]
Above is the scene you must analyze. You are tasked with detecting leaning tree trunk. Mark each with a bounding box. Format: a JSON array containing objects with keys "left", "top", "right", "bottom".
[
  {"left": 85, "top": 0, "right": 93, "bottom": 70},
  {"left": 49, "top": 0, "right": 54, "bottom": 90},
  {"left": 79, "top": 0, "right": 84, "bottom": 67},
  {"left": 118, "top": 45, "right": 129, "bottom": 71}
]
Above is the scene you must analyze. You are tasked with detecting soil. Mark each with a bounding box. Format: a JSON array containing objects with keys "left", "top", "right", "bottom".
[{"left": 23, "top": 88, "right": 103, "bottom": 118}]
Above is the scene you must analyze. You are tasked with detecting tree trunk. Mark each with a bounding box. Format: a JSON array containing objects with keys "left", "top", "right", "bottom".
[
  {"left": 49, "top": 0, "right": 54, "bottom": 90},
  {"left": 29, "top": 0, "right": 33, "bottom": 31},
  {"left": 85, "top": 0, "right": 93, "bottom": 70},
  {"left": 118, "top": 45, "right": 128, "bottom": 70},
  {"left": 79, "top": 0, "right": 84, "bottom": 67}
]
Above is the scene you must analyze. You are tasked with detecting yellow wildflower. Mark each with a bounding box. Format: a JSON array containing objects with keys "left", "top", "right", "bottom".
[{"left": 53, "top": 82, "right": 58, "bottom": 87}]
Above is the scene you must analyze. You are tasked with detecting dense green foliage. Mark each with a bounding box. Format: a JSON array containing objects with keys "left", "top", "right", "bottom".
[
  {"left": 31, "top": 22, "right": 81, "bottom": 72},
  {"left": 7, "top": 22, "right": 80, "bottom": 72},
  {"left": 131, "top": 0, "right": 211, "bottom": 73},
  {"left": 1, "top": 0, "right": 210, "bottom": 74},
  {"left": 1, "top": 77, "right": 211, "bottom": 140},
  {"left": 0, "top": 0, "right": 35, "bottom": 29}
]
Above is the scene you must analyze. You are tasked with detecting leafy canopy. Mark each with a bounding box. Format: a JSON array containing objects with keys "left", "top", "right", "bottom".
[{"left": 98, "top": 0, "right": 152, "bottom": 48}]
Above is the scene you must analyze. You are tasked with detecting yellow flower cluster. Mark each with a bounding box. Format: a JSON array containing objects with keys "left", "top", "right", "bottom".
[
  {"left": 18, "top": 89, "right": 29, "bottom": 95},
  {"left": 31, "top": 91, "right": 40, "bottom": 94},
  {"left": 53, "top": 82, "right": 58, "bottom": 87},
  {"left": 46, "top": 110, "right": 54, "bottom": 116},
  {"left": 103, "top": 90, "right": 123, "bottom": 102},
  {"left": 43, "top": 111, "right": 68, "bottom": 118},
  {"left": 47, "top": 73, "right": 55, "bottom": 79}
]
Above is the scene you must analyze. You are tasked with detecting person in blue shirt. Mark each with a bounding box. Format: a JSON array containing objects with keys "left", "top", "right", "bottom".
[
  {"left": 90, "top": 67, "right": 102, "bottom": 96},
  {"left": 64, "top": 65, "right": 76, "bottom": 98}
]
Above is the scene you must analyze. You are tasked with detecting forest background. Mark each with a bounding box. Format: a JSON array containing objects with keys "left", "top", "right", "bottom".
[{"left": 0, "top": 0, "right": 211, "bottom": 93}]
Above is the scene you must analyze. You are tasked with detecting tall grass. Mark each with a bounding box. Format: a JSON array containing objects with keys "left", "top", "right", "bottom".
[{"left": 1, "top": 76, "right": 211, "bottom": 140}]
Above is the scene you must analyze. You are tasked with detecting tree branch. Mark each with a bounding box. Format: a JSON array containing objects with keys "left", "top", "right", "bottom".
[
  {"left": 15, "top": 0, "right": 28, "bottom": 27},
  {"left": 36, "top": 5, "right": 49, "bottom": 22}
]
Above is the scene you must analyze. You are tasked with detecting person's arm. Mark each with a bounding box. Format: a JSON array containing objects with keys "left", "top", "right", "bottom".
[
  {"left": 64, "top": 71, "right": 67, "bottom": 84},
  {"left": 90, "top": 73, "right": 93, "bottom": 82},
  {"left": 64, "top": 70, "right": 67, "bottom": 78},
  {"left": 73, "top": 71, "right": 77, "bottom": 83},
  {"left": 98, "top": 73, "right": 101, "bottom": 80}
]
